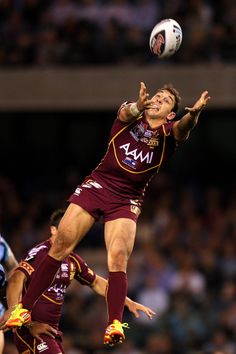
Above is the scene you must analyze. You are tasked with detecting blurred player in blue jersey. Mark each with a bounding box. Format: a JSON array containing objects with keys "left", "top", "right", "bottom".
[{"left": 0, "top": 235, "right": 18, "bottom": 353}]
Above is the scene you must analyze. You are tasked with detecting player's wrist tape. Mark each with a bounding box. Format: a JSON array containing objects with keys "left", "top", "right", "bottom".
[{"left": 130, "top": 103, "right": 141, "bottom": 117}]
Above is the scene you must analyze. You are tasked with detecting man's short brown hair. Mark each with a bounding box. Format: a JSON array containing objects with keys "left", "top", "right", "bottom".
[{"left": 50, "top": 209, "right": 65, "bottom": 227}]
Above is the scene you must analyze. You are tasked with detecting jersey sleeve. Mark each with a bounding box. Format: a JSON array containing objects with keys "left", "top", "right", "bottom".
[
  {"left": 70, "top": 253, "right": 96, "bottom": 286},
  {"left": 16, "top": 243, "right": 49, "bottom": 281}
]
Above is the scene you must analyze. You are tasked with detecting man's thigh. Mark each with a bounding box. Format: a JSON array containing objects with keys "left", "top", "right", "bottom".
[{"left": 104, "top": 218, "right": 137, "bottom": 271}]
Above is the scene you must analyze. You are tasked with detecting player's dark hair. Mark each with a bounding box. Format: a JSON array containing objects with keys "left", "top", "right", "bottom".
[
  {"left": 160, "top": 84, "right": 181, "bottom": 113},
  {"left": 50, "top": 209, "right": 65, "bottom": 227}
]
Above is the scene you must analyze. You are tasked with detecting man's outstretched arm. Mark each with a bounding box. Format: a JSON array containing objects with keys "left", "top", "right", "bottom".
[
  {"left": 173, "top": 91, "right": 211, "bottom": 142},
  {"left": 119, "top": 82, "right": 152, "bottom": 123}
]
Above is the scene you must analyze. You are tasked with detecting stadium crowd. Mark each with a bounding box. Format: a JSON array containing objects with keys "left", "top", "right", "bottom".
[
  {"left": 1, "top": 170, "right": 236, "bottom": 353},
  {"left": 0, "top": 0, "right": 235, "bottom": 67}
]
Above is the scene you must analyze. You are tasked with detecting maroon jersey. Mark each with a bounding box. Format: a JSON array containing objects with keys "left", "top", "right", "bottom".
[
  {"left": 90, "top": 111, "right": 176, "bottom": 199},
  {"left": 17, "top": 240, "right": 96, "bottom": 329}
]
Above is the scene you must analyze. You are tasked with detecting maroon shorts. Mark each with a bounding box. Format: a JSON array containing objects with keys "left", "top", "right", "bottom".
[
  {"left": 68, "top": 179, "right": 141, "bottom": 223},
  {"left": 14, "top": 327, "right": 65, "bottom": 354}
]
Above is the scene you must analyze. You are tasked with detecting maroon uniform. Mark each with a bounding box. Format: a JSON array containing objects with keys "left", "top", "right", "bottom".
[
  {"left": 69, "top": 110, "right": 176, "bottom": 222},
  {"left": 14, "top": 240, "right": 95, "bottom": 354}
]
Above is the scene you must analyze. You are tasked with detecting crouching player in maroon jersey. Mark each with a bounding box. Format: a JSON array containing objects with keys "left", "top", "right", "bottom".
[
  {"left": 2, "top": 82, "right": 210, "bottom": 346},
  {"left": 2, "top": 209, "right": 155, "bottom": 353}
]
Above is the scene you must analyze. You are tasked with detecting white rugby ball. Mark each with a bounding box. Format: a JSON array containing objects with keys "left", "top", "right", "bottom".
[{"left": 149, "top": 19, "right": 182, "bottom": 59}]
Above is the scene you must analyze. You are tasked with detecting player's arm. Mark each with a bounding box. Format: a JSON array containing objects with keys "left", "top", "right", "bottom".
[
  {"left": 118, "top": 82, "right": 152, "bottom": 123},
  {"left": 6, "top": 269, "right": 26, "bottom": 308},
  {"left": 0, "top": 270, "right": 26, "bottom": 328},
  {"left": 124, "top": 296, "right": 155, "bottom": 320},
  {"left": 6, "top": 269, "right": 57, "bottom": 339},
  {"left": 1, "top": 266, "right": 57, "bottom": 340},
  {"left": 173, "top": 91, "right": 211, "bottom": 142},
  {"left": 91, "top": 275, "right": 155, "bottom": 320},
  {"left": 27, "top": 322, "right": 58, "bottom": 341},
  {"left": 4, "top": 249, "right": 18, "bottom": 276}
]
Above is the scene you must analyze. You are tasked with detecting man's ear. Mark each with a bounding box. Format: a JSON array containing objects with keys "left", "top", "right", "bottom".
[
  {"left": 50, "top": 225, "right": 57, "bottom": 235},
  {"left": 167, "top": 112, "right": 176, "bottom": 120}
]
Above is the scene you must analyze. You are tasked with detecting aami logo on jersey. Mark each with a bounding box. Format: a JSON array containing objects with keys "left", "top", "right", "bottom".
[{"left": 120, "top": 143, "right": 153, "bottom": 164}]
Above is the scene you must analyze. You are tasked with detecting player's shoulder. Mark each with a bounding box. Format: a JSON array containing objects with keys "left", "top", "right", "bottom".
[{"left": 24, "top": 239, "right": 51, "bottom": 262}]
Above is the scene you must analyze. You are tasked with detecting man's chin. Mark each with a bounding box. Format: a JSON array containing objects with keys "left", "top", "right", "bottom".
[{"left": 147, "top": 109, "right": 161, "bottom": 118}]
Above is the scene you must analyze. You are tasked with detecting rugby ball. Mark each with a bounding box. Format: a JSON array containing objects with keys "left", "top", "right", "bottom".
[{"left": 149, "top": 19, "right": 182, "bottom": 59}]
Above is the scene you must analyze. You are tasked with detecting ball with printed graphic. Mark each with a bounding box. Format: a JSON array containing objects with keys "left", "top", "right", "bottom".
[
  {"left": 149, "top": 19, "right": 182, "bottom": 59},
  {"left": 0, "top": 264, "right": 6, "bottom": 288}
]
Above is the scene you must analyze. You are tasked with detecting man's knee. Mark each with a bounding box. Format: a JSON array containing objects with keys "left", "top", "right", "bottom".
[
  {"left": 108, "top": 249, "right": 129, "bottom": 271},
  {"left": 50, "top": 230, "right": 75, "bottom": 260}
]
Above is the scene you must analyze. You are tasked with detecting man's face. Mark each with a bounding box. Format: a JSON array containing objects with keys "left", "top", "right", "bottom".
[{"left": 146, "top": 89, "right": 176, "bottom": 119}]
